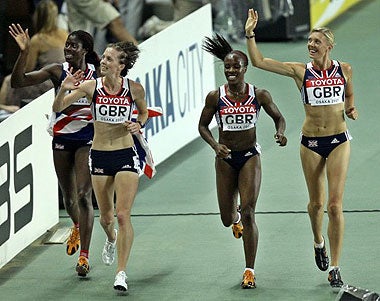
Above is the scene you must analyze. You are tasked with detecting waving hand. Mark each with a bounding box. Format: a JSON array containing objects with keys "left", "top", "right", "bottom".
[{"left": 9, "top": 23, "right": 30, "bottom": 51}]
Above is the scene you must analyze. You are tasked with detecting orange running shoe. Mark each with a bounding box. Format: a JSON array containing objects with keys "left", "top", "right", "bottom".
[
  {"left": 66, "top": 227, "right": 80, "bottom": 256},
  {"left": 232, "top": 206, "right": 243, "bottom": 239},
  {"left": 76, "top": 256, "right": 90, "bottom": 277},
  {"left": 241, "top": 270, "right": 256, "bottom": 289},
  {"left": 232, "top": 222, "right": 243, "bottom": 239}
]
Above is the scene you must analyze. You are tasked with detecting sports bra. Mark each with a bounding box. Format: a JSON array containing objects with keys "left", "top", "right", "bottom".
[
  {"left": 91, "top": 77, "right": 134, "bottom": 124},
  {"left": 215, "top": 83, "right": 261, "bottom": 131}
]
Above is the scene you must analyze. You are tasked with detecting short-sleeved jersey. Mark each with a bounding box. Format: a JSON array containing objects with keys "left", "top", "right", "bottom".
[
  {"left": 52, "top": 62, "right": 97, "bottom": 140},
  {"left": 91, "top": 77, "right": 134, "bottom": 124},
  {"left": 215, "top": 83, "right": 260, "bottom": 131},
  {"left": 301, "top": 60, "right": 346, "bottom": 106}
]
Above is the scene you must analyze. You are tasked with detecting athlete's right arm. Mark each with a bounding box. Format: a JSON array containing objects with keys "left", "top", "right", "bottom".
[
  {"left": 198, "top": 90, "right": 218, "bottom": 148},
  {"left": 9, "top": 23, "right": 61, "bottom": 88},
  {"left": 53, "top": 73, "right": 93, "bottom": 112},
  {"left": 198, "top": 90, "right": 231, "bottom": 158},
  {"left": 11, "top": 62, "right": 61, "bottom": 88},
  {"left": 245, "top": 9, "right": 303, "bottom": 80}
]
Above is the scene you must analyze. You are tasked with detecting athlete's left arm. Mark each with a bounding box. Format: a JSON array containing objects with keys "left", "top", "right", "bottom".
[
  {"left": 342, "top": 62, "right": 358, "bottom": 120},
  {"left": 127, "top": 81, "right": 148, "bottom": 134},
  {"left": 256, "top": 88, "right": 287, "bottom": 146}
]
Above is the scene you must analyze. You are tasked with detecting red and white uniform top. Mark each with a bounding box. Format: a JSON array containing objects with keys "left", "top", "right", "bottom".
[
  {"left": 91, "top": 77, "right": 134, "bottom": 124},
  {"left": 52, "top": 62, "right": 97, "bottom": 139},
  {"left": 301, "top": 60, "right": 346, "bottom": 106},
  {"left": 215, "top": 83, "right": 261, "bottom": 132}
]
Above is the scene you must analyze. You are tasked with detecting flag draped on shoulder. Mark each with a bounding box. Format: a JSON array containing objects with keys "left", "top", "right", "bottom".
[{"left": 131, "top": 106, "right": 163, "bottom": 179}]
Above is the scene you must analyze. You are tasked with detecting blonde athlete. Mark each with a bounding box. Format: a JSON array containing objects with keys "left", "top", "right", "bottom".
[{"left": 245, "top": 9, "right": 358, "bottom": 292}]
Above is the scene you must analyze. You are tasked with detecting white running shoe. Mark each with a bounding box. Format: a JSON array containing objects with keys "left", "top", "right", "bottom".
[
  {"left": 102, "top": 229, "right": 117, "bottom": 266},
  {"left": 114, "top": 271, "right": 128, "bottom": 293}
]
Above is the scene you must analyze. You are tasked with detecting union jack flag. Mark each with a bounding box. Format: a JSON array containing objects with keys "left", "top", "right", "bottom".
[
  {"left": 308, "top": 140, "right": 318, "bottom": 148},
  {"left": 94, "top": 168, "right": 104, "bottom": 174},
  {"left": 132, "top": 107, "right": 163, "bottom": 179}
]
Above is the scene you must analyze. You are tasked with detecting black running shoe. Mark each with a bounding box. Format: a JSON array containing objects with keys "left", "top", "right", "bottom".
[
  {"left": 328, "top": 268, "right": 344, "bottom": 292},
  {"left": 314, "top": 242, "right": 329, "bottom": 271}
]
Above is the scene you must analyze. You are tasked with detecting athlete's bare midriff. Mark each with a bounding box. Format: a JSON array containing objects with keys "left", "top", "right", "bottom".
[
  {"left": 92, "top": 121, "right": 134, "bottom": 150},
  {"left": 301, "top": 103, "right": 347, "bottom": 137}
]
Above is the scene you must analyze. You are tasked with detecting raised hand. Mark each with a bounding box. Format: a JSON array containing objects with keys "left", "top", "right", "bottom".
[
  {"left": 61, "top": 69, "right": 85, "bottom": 91},
  {"left": 245, "top": 9, "right": 259, "bottom": 34},
  {"left": 8, "top": 23, "right": 30, "bottom": 51}
]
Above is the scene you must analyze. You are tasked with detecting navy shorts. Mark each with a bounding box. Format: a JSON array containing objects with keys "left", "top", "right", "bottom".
[
  {"left": 222, "top": 146, "right": 261, "bottom": 171},
  {"left": 52, "top": 136, "right": 92, "bottom": 152},
  {"left": 300, "top": 131, "right": 352, "bottom": 158},
  {"left": 89, "top": 147, "right": 141, "bottom": 176}
]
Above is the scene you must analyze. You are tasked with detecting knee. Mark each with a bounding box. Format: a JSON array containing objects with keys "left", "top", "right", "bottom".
[
  {"left": 241, "top": 206, "right": 255, "bottom": 225},
  {"left": 116, "top": 209, "right": 131, "bottom": 227},
  {"left": 327, "top": 201, "right": 343, "bottom": 218},
  {"left": 76, "top": 188, "right": 92, "bottom": 209},
  {"left": 100, "top": 214, "right": 114, "bottom": 227},
  {"left": 61, "top": 192, "right": 75, "bottom": 208},
  {"left": 100, "top": 207, "right": 115, "bottom": 226},
  {"left": 308, "top": 200, "right": 324, "bottom": 212},
  {"left": 220, "top": 213, "right": 234, "bottom": 227}
]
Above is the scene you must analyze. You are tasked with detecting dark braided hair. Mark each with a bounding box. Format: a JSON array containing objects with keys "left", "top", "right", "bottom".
[
  {"left": 69, "top": 30, "right": 100, "bottom": 67},
  {"left": 108, "top": 41, "right": 140, "bottom": 76},
  {"left": 202, "top": 33, "right": 248, "bottom": 67}
]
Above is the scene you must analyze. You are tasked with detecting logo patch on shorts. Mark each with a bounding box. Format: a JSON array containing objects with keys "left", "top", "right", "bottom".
[
  {"left": 54, "top": 143, "right": 64, "bottom": 150},
  {"left": 94, "top": 168, "right": 104, "bottom": 174},
  {"left": 308, "top": 140, "right": 318, "bottom": 148}
]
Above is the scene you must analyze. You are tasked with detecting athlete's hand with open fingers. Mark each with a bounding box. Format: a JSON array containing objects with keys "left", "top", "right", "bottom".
[
  {"left": 8, "top": 23, "right": 30, "bottom": 51},
  {"left": 274, "top": 133, "right": 287, "bottom": 147},
  {"left": 245, "top": 9, "right": 259, "bottom": 34},
  {"left": 61, "top": 69, "right": 84, "bottom": 91},
  {"left": 213, "top": 143, "right": 231, "bottom": 159}
]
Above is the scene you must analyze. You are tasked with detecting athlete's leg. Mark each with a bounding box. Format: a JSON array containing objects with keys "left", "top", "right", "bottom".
[
  {"left": 300, "top": 145, "right": 327, "bottom": 245},
  {"left": 53, "top": 150, "right": 79, "bottom": 224},
  {"left": 92, "top": 175, "right": 116, "bottom": 242},
  {"left": 74, "top": 146, "right": 94, "bottom": 252},
  {"left": 215, "top": 158, "right": 239, "bottom": 226},
  {"left": 238, "top": 155, "right": 261, "bottom": 269},
  {"left": 326, "top": 142, "right": 350, "bottom": 266},
  {"left": 114, "top": 171, "right": 139, "bottom": 273}
]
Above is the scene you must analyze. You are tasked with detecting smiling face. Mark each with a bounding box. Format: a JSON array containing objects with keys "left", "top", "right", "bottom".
[
  {"left": 223, "top": 52, "right": 247, "bottom": 84},
  {"left": 64, "top": 35, "right": 87, "bottom": 66},
  {"left": 100, "top": 47, "right": 125, "bottom": 77},
  {"left": 307, "top": 31, "right": 333, "bottom": 61}
]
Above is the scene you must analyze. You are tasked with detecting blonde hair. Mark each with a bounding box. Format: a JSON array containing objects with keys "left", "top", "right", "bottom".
[
  {"left": 33, "top": 0, "right": 59, "bottom": 33},
  {"left": 310, "top": 27, "right": 335, "bottom": 47}
]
